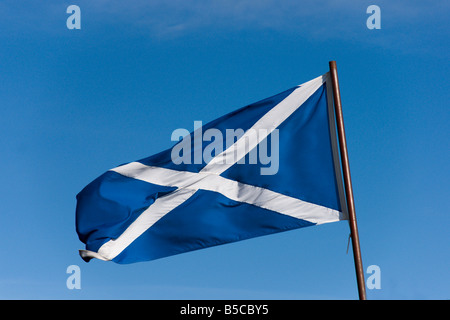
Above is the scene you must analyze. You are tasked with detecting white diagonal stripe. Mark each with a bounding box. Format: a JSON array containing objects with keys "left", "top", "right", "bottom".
[
  {"left": 112, "top": 162, "right": 341, "bottom": 225},
  {"left": 97, "top": 187, "right": 197, "bottom": 261},
  {"left": 201, "top": 74, "right": 326, "bottom": 175},
  {"left": 95, "top": 163, "right": 341, "bottom": 261}
]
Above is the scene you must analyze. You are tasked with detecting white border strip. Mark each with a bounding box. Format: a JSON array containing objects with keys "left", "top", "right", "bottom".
[{"left": 325, "top": 73, "right": 349, "bottom": 220}]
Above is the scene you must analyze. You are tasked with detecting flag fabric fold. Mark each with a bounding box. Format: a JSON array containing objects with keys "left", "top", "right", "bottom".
[{"left": 76, "top": 72, "right": 347, "bottom": 264}]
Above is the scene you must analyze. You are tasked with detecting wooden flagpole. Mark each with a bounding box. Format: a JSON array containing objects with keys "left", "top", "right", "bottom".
[{"left": 329, "top": 61, "right": 367, "bottom": 300}]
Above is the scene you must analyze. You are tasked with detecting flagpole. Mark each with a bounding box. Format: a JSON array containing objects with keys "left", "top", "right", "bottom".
[{"left": 328, "top": 61, "right": 366, "bottom": 300}]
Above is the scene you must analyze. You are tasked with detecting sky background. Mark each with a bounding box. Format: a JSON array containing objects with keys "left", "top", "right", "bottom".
[{"left": 0, "top": 1, "right": 448, "bottom": 299}]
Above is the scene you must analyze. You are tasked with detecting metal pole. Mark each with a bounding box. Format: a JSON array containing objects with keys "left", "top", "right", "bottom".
[{"left": 328, "top": 61, "right": 366, "bottom": 300}]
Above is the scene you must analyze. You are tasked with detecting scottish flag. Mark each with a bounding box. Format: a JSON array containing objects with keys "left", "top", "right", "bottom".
[{"left": 76, "top": 73, "right": 348, "bottom": 264}]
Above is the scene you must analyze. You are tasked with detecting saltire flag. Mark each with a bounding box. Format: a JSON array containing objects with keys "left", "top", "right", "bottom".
[{"left": 76, "top": 73, "right": 348, "bottom": 264}]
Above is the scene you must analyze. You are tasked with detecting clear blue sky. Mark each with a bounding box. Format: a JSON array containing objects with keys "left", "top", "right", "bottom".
[{"left": 0, "top": 1, "right": 448, "bottom": 299}]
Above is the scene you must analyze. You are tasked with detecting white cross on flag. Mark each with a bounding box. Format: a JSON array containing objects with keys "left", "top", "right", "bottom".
[{"left": 76, "top": 73, "right": 348, "bottom": 264}]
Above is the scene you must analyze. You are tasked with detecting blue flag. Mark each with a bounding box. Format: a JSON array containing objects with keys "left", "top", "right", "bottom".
[{"left": 76, "top": 73, "right": 348, "bottom": 264}]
